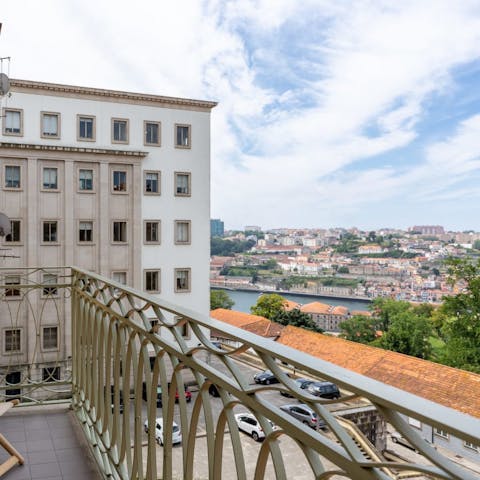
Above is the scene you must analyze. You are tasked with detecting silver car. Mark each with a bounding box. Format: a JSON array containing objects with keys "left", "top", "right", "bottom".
[{"left": 280, "top": 403, "right": 326, "bottom": 429}]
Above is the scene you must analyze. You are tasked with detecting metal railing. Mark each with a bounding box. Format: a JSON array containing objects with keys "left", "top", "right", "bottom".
[{"left": 1, "top": 267, "right": 480, "bottom": 479}]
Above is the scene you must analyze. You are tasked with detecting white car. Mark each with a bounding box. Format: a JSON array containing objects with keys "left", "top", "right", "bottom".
[
  {"left": 234, "top": 413, "right": 276, "bottom": 442},
  {"left": 144, "top": 418, "right": 182, "bottom": 446}
]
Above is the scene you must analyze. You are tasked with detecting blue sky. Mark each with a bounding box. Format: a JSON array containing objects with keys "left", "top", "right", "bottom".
[{"left": 2, "top": 0, "right": 480, "bottom": 231}]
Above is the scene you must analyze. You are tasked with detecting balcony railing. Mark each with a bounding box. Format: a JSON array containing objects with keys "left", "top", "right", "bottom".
[{"left": 1, "top": 266, "right": 479, "bottom": 479}]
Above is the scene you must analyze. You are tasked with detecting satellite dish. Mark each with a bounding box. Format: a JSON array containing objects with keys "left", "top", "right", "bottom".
[
  {"left": 0, "top": 73, "right": 10, "bottom": 96},
  {"left": 0, "top": 212, "right": 11, "bottom": 237}
]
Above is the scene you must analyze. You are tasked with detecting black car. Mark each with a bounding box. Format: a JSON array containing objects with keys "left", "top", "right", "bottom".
[
  {"left": 280, "top": 378, "right": 314, "bottom": 397},
  {"left": 253, "top": 370, "right": 279, "bottom": 385},
  {"left": 307, "top": 381, "right": 340, "bottom": 399}
]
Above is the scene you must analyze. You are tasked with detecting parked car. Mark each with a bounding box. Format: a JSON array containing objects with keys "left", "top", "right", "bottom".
[
  {"left": 391, "top": 431, "right": 417, "bottom": 451},
  {"left": 307, "top": 381, "right": 340, "bottom": 399},
  {"left": 144, "top": 418, "right": 182, "bottom": 445},
  {"left": 208, "top": 383, "right": 220, "bottom": 397},
  {"left": 142, "top": 382, "right": 191, "bottom": 407},
  {"left": 280, "top": 378, "right": 314, "bottom": 397},
  {"left": 280, "top": 404, "right": 326, "bottom": 429},
  {"left": 234, "top": 413, "right": 277, "bottom": 442}
]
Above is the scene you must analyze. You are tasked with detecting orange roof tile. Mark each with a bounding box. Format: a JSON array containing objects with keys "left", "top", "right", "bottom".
[
  {"left": 276, "top": 326, "right": 480, "bottom": 418},
  {"left": 331, "top": 306, "right": 349, "bottom": 315},
  {"left": 283, "top": 300, "right": 300, "bottom": 311},
  {"left": 351, "top": 310, "right": 372, "bottom": 317},
  {"left": 300, "top": 302, "right": 331, "bottom": 314}
]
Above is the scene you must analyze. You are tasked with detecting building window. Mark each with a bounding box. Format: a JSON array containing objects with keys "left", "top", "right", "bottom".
[
  {"left": 41, "top": 112, "right": 60, "bottom": 138},
  {"left": 175, "top": 124, "right": 191, "bottom": 148},
  {"left": 5, "top": 371, "right": 21, "bottom": 398},
  {"left": 113, "top": 221, "right": 127, "bottom": 242},
  {"left": 145, "top": 270, "right": 160, "bottom": 293},
  {"left": 113, "top": 170, "right": 127, "bottom": 192},
  {"left": 174, "top": 172, "right": 191, "bottom": 196},
  {"left": 144, "top": 171, "right": 160, "bottom": 194},
  {"left": 145, "top": 121, "right": 160, "bottom": 146},
  {"left": 112, "top": 118, "right": 129, "bottom": 143},
  {"left": 145, "top": 221, "right": 160, "bottom": 244},
  {"left": 43, "top": 221, "right": 58, "bottom": 242},
  {"left": 79, "top": 169, "right": 93, "bottom": 191},
  {"left": 42, "top": 367, "right": 60, "bottom": 383},
  {"left": 5, "top": 165, "right": 20, "bottom": 189},
  {"left": 4, "top": 276, "right": 20, "bottom": 297},
  {"left": 3, "top": 109, "right": 22, "bottom": 135},
  {"left": 408, "top": 417, "right": 421, "bottom": 429},
  {"left": 5, "top": 220, "right": 20, "bottom": 243},
  {"left": 42, "top": 274, "right": 58, "bottom": 296},
  {"left": 43, "top": 167, "right": 58, "bottom": 190},
  {"left": 175, "top": 268, "right": 191, "bottom": 292},
  {"left": 175, "top": 220, "right": 191, "bottom": 245},
  {"left": 434, "top": 428, "right": 449, "bottom": 439},
  {"left": 175, "top": 318, "right": 190, "bottom": 338},
  {"left": 78, "top": 115, "right": 95, "bottom": 140},
  {"left": 464, "top": 441, "right": 479, "bottom": 452},
  {"left": 42, "top": 326, "right": 58, "bottom": 350},
  {"left": 79, "top": 221, "right": 93, "bottom": 242},
  {"left": 5, "top": 329, "right": 21, "bottom": 352},
  {"left": 112, "top": 272, "right": 127, "bottom": 285}
]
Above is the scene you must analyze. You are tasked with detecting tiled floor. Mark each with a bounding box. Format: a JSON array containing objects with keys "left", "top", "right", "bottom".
[{"left": 0, "top": 405, "right": 102, "bottom": 480}]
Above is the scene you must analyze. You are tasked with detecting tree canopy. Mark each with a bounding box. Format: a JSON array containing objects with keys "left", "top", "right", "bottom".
[
  {"left": 210, "top": 290, "right": 234, "bottom": 310},
  {"left": 250, "top": 294, "right": 287, "bottom": 320},
  {"left": 274, "top": 308, "right": 324, "bottom": 333}
]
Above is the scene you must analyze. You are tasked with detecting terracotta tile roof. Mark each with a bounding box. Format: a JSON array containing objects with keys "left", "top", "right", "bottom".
[
  {"left": 351, "top": 310, "right": 372, "bottom": 317},
  {"left": 300, "top": 301, "right": 331, "bottom": 314},
  {"left": 276, "top": 326, "right": 480, "bottom": 418},
  {"left": 331, "top": 306, "right": 349, "bottom": 315},
  {"left": 283, "top": 300, "right": 301, "bottom": 311},
  {"left": 210, "top": 309, "right": 284, "bottom": 339}
]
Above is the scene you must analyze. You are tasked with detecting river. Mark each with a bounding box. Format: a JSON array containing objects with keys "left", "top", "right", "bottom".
[{"left": 213, "top": 289, "right": 371, "bottom": 313}]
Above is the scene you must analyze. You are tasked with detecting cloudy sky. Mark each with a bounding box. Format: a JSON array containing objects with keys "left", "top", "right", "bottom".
[{"left": 2, "top": 1, "right": 480, "bottom": 231}]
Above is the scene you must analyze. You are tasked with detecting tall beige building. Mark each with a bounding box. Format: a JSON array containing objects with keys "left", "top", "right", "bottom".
[{"left": 0, "top": 79, "right": 216, "bottom": 397}]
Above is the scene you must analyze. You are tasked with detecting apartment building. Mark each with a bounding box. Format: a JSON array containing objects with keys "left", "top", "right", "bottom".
[{"left": 0, "top": 79, "right": 216, "bottom": 394}]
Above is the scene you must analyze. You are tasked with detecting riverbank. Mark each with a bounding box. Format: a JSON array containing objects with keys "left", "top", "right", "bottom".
[{"left": 211, "top": 287, "right": 371, "bottom": 314}]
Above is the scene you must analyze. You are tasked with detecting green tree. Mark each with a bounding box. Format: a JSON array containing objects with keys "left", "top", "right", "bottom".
[
  {"left": 370, "top": 298, "right": 411, "bottom": 331},
  {"left": 274, "top": 309, "right": 323, "bottom": 333},
  {"left": 377, "top": 312, "right": 433, "bottom": 359},
  {"left": 251, "top": 294, "right": 286, "bottom": 320},
  {"left": 339, "top": 315, "right": 378, "bottom": 344},
  {"left": 337, "top": 266, "right": 349, "bottom": 274},
  {"left": 473, "top": 239, "right": 480, "bottom": 250},
  {"left": 210, "top": 290, "right": 234, "bottom": 310},
  {"left": 437, "top": 258, "right": 480, "bottom": 373}
]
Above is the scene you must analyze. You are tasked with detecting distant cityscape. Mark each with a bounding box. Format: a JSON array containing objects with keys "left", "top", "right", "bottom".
[{"left": 210, "top": 220, "right": 479, "bottom": 306}]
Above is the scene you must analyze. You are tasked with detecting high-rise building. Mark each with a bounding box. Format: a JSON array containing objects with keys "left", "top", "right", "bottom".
[
  {"left": 409, "top": 225, "right": 445, "bottom": 235},
  {"left": 210, "top": 218, "right": 224, "bottom": 237},
  {"left": 0, "top": 79, "right": 216, "bottom": 383}
]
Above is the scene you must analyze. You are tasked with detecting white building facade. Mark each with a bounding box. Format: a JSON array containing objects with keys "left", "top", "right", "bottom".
[{"left": 0, "top": 79, "right": 216, "bottom": 395}]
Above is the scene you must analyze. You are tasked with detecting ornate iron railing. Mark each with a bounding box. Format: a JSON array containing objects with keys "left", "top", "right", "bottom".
[{"left": 1, "top": 267, "right": 479, "bottom": 479}]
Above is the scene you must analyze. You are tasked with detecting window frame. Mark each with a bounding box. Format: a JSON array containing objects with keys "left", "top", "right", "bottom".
[
  {"left": 464, "top": 441, "right": 479, "bottom": 452},
  {"left": 77, "top": 114, "right": 96, "bottom": 142},
  {"left": 174, "top": 268, "right": 191, "bottom": 293},
  {"left": 78, "top": 220, "right": 94, "bottom": 244},
  {"left": 42, "top": 220, "right": 59, "bottom": 244},
  {"left": 42, "top": 167, "right": 59, "bottom": 191},
  {"left": 434, "top": 428, "right": 449, "bottom": 440},
  {"left": 112, "top": 221, "right": 128, "bottom": 243},
  {"left": 144, "top": 269, "right": 161, "bottom": 293},
  {"left": 174, "top": 220, "right": 191, "bottom": 245},
  {"left": 40, "top": 111, "right": 61, "bottom": 139},
  {"left": 42, "top": 326, "right": 59, "bottom": 351},
  {"left": 174, "top": 171, "right": 191, "bottom": 197},
  {"left": 112, "top": 170, "right": 128, "bottom": 193},
  {"left": 144, "top": 170, "right": 160, "bottom": 195},
  {"left": 42, "top": 366, "right": 61, "bottom": 383},
  {"left": 144, "top": 220, "right": 161, "bottom": 244},
  {"left": 4, "top": 165, "right": 21, "bottom": 190},
  {"left": 175, "top": 124, "right": 191, "bottom": 149},
  {"left": 4, "top": 328, "right": 22, "bottom": 354},
  {"left": 4, "top": 275, "right": 21, "bottom": 298},
  {"left": 111, "top": 117, "right": 129, "bottom": 144},
  {"left": 111, "top": 271, "right": 127, "bottom": 286},
  {"left": 78, "top": 168, "right": 94, "bottom": 192},
  {"left": 175, "top": 317, "right": 191, "bottom": 339},
  {"left": 2, "top": 108, "right": 23, "bottom": 136},
  {"left": 144, "top": 121, "right": 161, "bottom": 146},
  {"left": 42, "top": 274, "right": 58, "bottom": 297},
  {"left": 4, "top": 219, "right": 21, "bottom": 244}
]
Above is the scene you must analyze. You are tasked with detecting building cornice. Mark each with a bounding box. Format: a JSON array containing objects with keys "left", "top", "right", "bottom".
[
  {"left": 10, "top": 79, "right": 218, "bottom": 112},
  {"left": 0, "top": 142, "right": 148, "bottom": 157}
]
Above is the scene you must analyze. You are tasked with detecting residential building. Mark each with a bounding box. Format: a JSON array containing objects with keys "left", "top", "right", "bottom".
[{"left": 0, "top": 79, "right": 216, "bottom": 392}]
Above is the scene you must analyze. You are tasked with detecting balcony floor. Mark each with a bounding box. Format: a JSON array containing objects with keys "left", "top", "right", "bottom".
[{"left": 0, "top": 404, "right": 101, "bottom": 480}]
